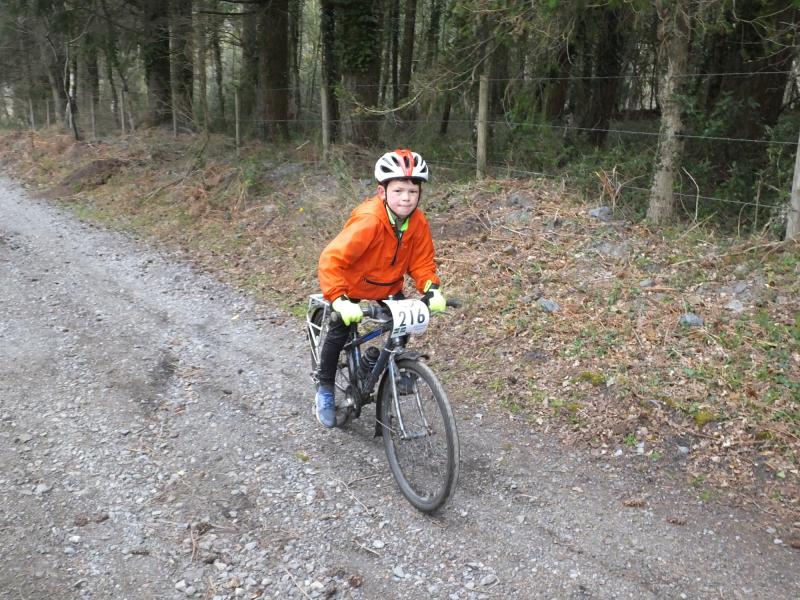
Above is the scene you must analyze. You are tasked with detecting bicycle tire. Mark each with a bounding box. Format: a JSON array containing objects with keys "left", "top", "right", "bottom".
[
  {"left": 308, "top": 307, "right": 352, "bottom": 427},
  {"left": 380, "top": 358, "right": 460, "bottom": 513}
]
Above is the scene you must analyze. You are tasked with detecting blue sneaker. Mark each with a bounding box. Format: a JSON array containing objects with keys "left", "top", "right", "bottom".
[{"left": 315, "top": 384, "right": 336, "bottom": 428}]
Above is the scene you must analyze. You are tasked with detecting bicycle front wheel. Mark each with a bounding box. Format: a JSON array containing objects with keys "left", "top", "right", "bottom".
[{"left": 380, "top": 358, "right": 460, "bottom": 513}]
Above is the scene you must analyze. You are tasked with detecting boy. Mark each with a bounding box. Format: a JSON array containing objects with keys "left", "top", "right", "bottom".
[{"left": 315, "top": 149, "right": 446, "bottom": 427}]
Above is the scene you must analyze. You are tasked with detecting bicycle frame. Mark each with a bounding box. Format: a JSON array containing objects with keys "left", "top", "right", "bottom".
[{"left": 306, "top": 293, "right": 422, "bottom": 435}]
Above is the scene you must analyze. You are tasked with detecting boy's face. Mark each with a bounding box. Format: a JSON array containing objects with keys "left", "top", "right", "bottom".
[{"left": 380, "top": 179, "right": 420, "bottom": 219}]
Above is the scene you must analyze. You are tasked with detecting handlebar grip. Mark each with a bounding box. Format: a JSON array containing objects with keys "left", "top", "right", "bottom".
[
  {"left": 330, "top": 300, "right": 459, "bottom": 324},
  {"left": 329, "top": 305, "right": 384, "bottom": 324}
]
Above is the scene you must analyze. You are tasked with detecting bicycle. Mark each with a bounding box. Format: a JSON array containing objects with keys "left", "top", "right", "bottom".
[{"left": 306, "top": 294, "right": 460, "bottom": 513}]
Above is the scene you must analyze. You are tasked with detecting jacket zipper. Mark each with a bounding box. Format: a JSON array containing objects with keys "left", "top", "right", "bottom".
[{"left": 390, "top": 229, "right": 404, "bottom": 266}]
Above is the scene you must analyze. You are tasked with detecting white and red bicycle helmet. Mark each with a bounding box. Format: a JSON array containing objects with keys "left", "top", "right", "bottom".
[{"left": 374, "top": 149, "right": 429, "bottom": 184}]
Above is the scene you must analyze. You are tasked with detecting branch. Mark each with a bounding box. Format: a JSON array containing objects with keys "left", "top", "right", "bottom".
[{"left": 196, "top": 10, "right": 253, "bottom": 16}]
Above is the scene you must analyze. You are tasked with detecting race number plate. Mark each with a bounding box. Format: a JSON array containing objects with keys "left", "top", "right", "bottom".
[{"left": 383, "top": 299, "right": 430, "bottom": 337}]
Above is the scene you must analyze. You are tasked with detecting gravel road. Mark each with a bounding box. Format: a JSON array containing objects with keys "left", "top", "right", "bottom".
[{"left": 1, "top": 176, "right": 798, "bottom": 600}]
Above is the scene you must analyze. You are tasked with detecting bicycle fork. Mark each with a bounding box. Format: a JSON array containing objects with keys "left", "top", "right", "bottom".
[{"left": 386, "top": 356, "right": 430, "bottom": 441}]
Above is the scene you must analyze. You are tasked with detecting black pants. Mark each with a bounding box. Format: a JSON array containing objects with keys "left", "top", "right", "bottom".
[{"left": 317, "top": 316, "right": 350, "bottom": 387}]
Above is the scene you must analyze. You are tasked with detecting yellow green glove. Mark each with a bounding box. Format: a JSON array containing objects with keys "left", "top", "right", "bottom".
[
  {"left": 422, "top": 281, "right": 446, "bottom": 314},
  {"left": 332, "top": 296, "right": 363, "bottom": 325}
]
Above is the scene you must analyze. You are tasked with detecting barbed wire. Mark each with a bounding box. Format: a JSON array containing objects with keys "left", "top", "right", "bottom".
[
  {"left": 181, "top": 115, "right": 799, "bottom": 147},
  {"left": 11, "top": 116, "right": 781, "bottom": 211},
  {"left": 19, "top": 108, "right": 800, "bottom": 149},
  {"left": 430, "top": 158, "right": 771, "bottom": 209}
]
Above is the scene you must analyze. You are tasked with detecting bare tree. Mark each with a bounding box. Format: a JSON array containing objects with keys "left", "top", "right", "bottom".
[{"left": 647, "top": 0, "right": 690, "bottom": 225}]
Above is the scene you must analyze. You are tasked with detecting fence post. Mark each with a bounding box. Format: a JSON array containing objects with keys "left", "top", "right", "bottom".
[
  {"left": 172, "top": 91, "right": 178, "bottom": 138},
  {"left": 119, "top": 88, "right": 126, "bottom": 134},
  {"left": 476, "top": 66, "right": 489, "bottom": 179},
  {"left": 320, "top": 79, "right": 330, "bottom": 160},
  {"left": 90, "top": 98, "right": 96, "bottom": 139},
  {"left": 234, "top": 88, "right": 240, "bottom": 156},
  {"left": 787, "top": 129, "right": 800, "bottom": 240},
  {"left": 29, "top": 98, "right": 35, "bottom": 130}
]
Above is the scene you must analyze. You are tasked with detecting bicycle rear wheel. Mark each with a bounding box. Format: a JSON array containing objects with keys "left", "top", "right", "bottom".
[{"left": 380, "top": 358, "right": 460, "bottom": 513}]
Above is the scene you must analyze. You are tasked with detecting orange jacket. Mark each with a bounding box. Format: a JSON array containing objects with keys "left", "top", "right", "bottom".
[{"left": 319, "top": 196, "right": 440, "bottom": 301}]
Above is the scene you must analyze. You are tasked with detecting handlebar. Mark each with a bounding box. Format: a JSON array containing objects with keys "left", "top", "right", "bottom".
[{"left": 330, "top": 298, "right": 461, "bottom": 324}]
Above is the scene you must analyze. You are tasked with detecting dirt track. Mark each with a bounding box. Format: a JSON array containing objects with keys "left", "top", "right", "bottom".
[{"left": 1, "top": 176, "right": 799, "bottom": 599}]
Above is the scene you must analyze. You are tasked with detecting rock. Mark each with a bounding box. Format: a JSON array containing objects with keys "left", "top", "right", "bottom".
[
  {"left": 480, "top": 574, "right": 498, "bottom": 586},
  {"left": 34, "top": 483, "right": 52, "bottom": 495},
  {"left": 639, "top": 279, "right": 656, "bottom": 288},
  {"left": 505, "top": 192, "right": 529, "bottom": 207},
  {"left": 592, "top": 241, "right": 629, "bottom": 259},
  {"left": 372, "top": 540, "right": 385, "bottom": 549},
  {"left": 679, "top": 313, "right": 704, "bottom": 327},
  {"left": 588, "top": 206, "right": 613, "bottom": 221},
  {"left": 393, "top": 565, "right": 406, "bottom": 578},
  {"left": 537, "top": 298, "right": 560, "bottom": 313},
  {"left": 523, "top": 349, "right": 548, "bottom": 363},
  {"left": 725, "top": 299, "right": 744, "bottom": 313}
]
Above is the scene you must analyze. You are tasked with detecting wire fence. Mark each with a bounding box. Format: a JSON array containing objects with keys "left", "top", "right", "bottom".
[{"left": 4, "top": 72, "right": 799, "bottom": 231}]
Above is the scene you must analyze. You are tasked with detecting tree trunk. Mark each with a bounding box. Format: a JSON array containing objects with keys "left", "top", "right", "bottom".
[
  {"left": 196, "top": 9, "right": 209, "bottom": 132},
  {"left": 36, "top": 23, "right": 66, "bottom": 128},
  {"left": 439, "top": 92, "right": 451, "bottom": 136},
  {"left": 544, "top": 43, "right": 570, "bottom": 121},
  {"left": 647, "top": 0, "right": 690, "bottom": 225},
  {"left": 240, "top": 9, "right": 259, "bottom": 126},
  {"left": 787, "top": 129, "right": 800, "bottom": 240},
  {"left": 379, "top": 4, "right": 392, "bottom": 106},
  {"left": 141, "top": 0, "right": 172, "bottom": 127},
  {"left": 336, "top": 0, "right": 382, "bottom": 144},
  {"left": 210, "top": 24, "right": 225, "bottom": 127},
  {"left": 398, "top": 0, "right": 416, "bottom": 102},
  {"left": 319, "top": 0, "right": 339, "bottom": 141},
  {"left": 99, "top": 0, "right": 123, "bottom": 127},
  {"left": 425, "top": 0, "right": 441, "bottom": 69},
  {"left": 390, "top": 0, "right": 399, "bottom": 106},
  {"left": 288, "top": 0, "right": 302, "bottom": 120},
  {"left": 83, "top": 35, "right": 100, "bottom": 135},
  {"left": 171, "top": 0, "right": 194, "bottom": 130},
  {"left": 66, "top": 47, "right": 80, "bottom": 139},
  {"left": 579, "top": 7, "right": 625, "bottom": 146},
  {"left": 255, "top": 0, "right": 290, "bottom": 140},
  {"left": 490, "top": 40, "right": 508, "bottom": 118}
]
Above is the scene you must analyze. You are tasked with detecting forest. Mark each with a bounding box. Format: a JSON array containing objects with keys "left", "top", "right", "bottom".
[{"left": 1, "top": 0, "right": 799, "bottom": 237}]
